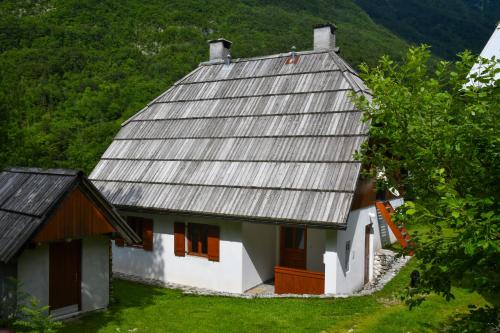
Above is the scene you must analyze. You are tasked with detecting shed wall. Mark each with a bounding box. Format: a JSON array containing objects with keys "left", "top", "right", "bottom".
[
  {"left": 82, "top": 236, "right": 109, "bottom": 312},
  {"left": 0, "top": 261, "right": 17, "bottom": 309},
  {"left": 17, "top": 244, "right": 49, "bottom": 307}
]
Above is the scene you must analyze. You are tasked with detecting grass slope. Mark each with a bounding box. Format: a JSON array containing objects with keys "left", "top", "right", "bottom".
[
  {"left": 0, "top": 0, "right": 408, "bottom": 173},
  {"left": 61, "top": 260, "right": 488, "bottom": 333}
]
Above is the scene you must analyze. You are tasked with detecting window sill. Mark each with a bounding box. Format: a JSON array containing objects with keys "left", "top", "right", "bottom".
[
  {"left": 187, "top": 252, "right": 208, "bottom": 259},
  {"left": 127, "top": 244, "right": 145, "bottom": 249}
]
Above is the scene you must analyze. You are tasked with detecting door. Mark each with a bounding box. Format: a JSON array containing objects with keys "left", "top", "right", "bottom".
[
  {"left": 280, "top": 226, "right": 307, "bottom": 269},
  {"left": 364, "top": 225, "right": 371, "bottom": 284},
  {"left": 49, "top": 239, "right": 82, "bottom": 310}
]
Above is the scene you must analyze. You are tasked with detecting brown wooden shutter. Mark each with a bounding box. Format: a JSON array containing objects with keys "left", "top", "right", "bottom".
[
  {"left": 207, "top": 225, "right": 220, "bottom": 262},
  {"left": 142, "top": 218, "right": 154, "bottom": 252},
  {"left": 174, "top": 222, "right": 185, "bottom": 256}
]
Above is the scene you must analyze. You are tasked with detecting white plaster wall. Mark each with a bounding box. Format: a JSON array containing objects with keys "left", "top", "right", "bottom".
[
  {"left": 17, "top": 244, "right": 49, "bottom": 307},
  {"left": 335, "top": 206, "right": 374, "bottom": 294},
  {"left": 81, "top": 236, "right": 109, "bottom": 312},
  {"left": 242, "top": 223, "right": 276, "bottom": 291},
  {"left": 323, "top": 229, "right": 338, "bottom": 294},
  {"left": 113, "top": 212, "right": 245, "bottom": 293},
  {"left": 307, "top": 228, "right": 326, "bottom": 272}
]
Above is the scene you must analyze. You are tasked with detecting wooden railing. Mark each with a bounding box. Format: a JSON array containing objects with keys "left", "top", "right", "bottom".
[
  {"left": 274, "top": 266, "right": 325, "bottom": 295},
  {"left": 375, "top": 201, "right": 414, "bottom": 255}
]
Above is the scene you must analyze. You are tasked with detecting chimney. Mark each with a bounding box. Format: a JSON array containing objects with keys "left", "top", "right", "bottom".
[
  {"left": 313, "top": 23, "right": 338, "bottom": 51},
  {"left": 208, "top": 38, "right": 232, "bottom": 61}
]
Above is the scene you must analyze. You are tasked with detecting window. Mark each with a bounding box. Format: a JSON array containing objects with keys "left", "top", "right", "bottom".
[
  {"left": 188, "top": 223, "right": 208, "bottom": 256},
  {"left": 115, "top": 216, "right": 153, "bottom": 251},
  {"left": 176, "top": 222, "right": 219, "bottom": 261},
  {"left": 127, "top": 217, "right": 145, "bottom": 244},
  {"left": 284, "top": 226, "right": 305, "bottom": 249},
  {"left": 345, "top": 241, "right": 351, "bottom": 271}
]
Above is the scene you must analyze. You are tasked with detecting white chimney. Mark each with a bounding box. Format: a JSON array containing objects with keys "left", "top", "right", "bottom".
[
  {"left": 313, "top": 24, "right": 338, "bottom": 51},
  {"left": 208, "top": 38, "right": 232, "bottom": 61}
]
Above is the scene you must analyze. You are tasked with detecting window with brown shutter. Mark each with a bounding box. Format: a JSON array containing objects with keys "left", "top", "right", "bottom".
[
  {"left": 174, "top": 222, "right": 186, "bottom": 257},
  {"left": 186, "top": 223, "right": 220, "bottom": 261},
  {"left": 207, "top": 225, "right": 220, "bottom": 262},
  {"left": 142, "top": 219, "right": 153, "bottom": 251},
  {"left": 119, "top": 216, "right": 154, "bottom": 251}
]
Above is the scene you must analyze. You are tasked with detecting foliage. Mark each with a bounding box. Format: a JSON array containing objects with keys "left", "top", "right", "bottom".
[
  {"left": 353, "top": 45, "right": 499, "bottom": 327},
  {"left": 353, "top": 0, "right": 499, "bottom": 59},
  {"left": 444, "top": 305, "right": 499, "bottom": 333},
  {"left": 14, "top": 298, "right": 63, "bottom": 333},
  {"left": 0, "top": 0, "right": 409, "bottom": 174},
  {"left": 0, "top": 278, "right": 30, "bottom": 328}
]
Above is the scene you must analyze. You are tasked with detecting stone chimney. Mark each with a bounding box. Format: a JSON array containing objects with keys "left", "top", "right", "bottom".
[
  {"left": 313, "top": 23, "right": 338, "bottom": 52},
  {"left": 208, "top": 38, "right": 232, "bottom": 61}
]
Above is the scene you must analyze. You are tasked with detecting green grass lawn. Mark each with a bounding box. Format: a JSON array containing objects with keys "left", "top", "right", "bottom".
[{"left": 61, "top": 259, "right": 489, "bottom": 333}]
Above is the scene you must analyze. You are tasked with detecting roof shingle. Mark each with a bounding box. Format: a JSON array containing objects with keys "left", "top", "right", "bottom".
[{"left": 90, "top": 50, "right": 369, "bottom": 226}]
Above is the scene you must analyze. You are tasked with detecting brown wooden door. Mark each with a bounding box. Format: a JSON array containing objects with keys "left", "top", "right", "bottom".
[
  {"left": 49, "top": 240, "right": 82, "bottom": 310},
  {"left": 280, "top": 226, "right": 307, "bottom": 269},
  {"left": 364, "top": 225, "right": 371, "bottom": 284}
]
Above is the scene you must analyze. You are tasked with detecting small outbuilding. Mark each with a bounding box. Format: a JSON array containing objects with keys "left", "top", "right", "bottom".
[{"left": 0, "top": 168, "right": 139, "bottom": 318}]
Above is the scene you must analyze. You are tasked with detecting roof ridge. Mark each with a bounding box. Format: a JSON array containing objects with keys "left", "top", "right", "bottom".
[
  {"left": 5, "top": 167, "right": 80, "bottom": 176},
  {"left": 199, "top": 49, "right": 330, "bottom": 66}
]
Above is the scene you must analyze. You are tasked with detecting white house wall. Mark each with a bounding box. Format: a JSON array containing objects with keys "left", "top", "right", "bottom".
[
  {"left": 81, "top": 236, "right": 109, "bottom": 312},
  {"left": 324, "top": 198, "right": 405, "bottom": 295},
  {"left": 17, "top": 244, "right": 49, "bottom": 307},
  {"left": 307, "top": 227, "right": 326, "bottom": 272},
  {"left": 242, "top": 223, "right": 276, "bottom": 291},
  {"left": 324, "top": 229, "right": 338, "bottom": 294},
  {"left": 113, "top": 212, "right": 244, "bottom": 293}
]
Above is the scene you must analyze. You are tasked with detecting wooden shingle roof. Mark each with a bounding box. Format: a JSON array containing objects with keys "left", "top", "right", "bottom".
[
  {"left": 0, "top": 168, "right": 140, "bottom": 263},
  {"left": 90, "top": 50, "right": 370, "bottom": 227}
]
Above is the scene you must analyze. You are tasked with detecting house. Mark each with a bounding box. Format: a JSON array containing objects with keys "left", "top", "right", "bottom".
[
  {"left": 467, "top": 23, "right": 500, "bottom": 87},
  {"left": 90, "top": 24, "right": 402, "bottom": 295},
  {"left": 0, "top": 168, "right": 139, "bottom": 318}
]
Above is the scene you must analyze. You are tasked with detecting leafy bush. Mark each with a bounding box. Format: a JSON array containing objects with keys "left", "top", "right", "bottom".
[
  {"left": 14, "top": 298, "right": 63, "bottom": 333},
  {"left": 0, "top": 278, "right": 28, "bottom": 328}
]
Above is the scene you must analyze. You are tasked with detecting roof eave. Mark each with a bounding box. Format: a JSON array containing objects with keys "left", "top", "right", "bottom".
[{"left": 115, "top": 204, "right": 348, "bottom": 230}]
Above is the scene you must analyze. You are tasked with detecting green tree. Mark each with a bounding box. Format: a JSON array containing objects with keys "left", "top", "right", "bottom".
[{"left": 353, "top": 46, "right": 499, "bottom": 329}]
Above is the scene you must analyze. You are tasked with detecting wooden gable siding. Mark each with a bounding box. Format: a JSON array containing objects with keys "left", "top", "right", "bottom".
[{"left": 34, "top": 187, "right": 115, "bottom": 242}]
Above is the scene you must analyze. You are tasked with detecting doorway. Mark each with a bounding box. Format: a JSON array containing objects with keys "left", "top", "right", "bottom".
[
  {"left": 279, "top": 226, "right": 307, "bottom": 269},
  {"left": 49, "top": 239, "right": 82, "bottom": 311}
]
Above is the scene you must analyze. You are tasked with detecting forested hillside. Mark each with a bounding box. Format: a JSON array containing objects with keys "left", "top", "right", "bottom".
[
  {"left": 354, "top": 0, "right": 499, "bottom": 59},
  {"left": 0, "top": 0, "right": 494, "bottom": 173},
  {"left": 0, "top": 0, "right": 410, "bottom": 173}
]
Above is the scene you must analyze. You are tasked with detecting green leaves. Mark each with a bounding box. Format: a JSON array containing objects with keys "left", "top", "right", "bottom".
[{"left": 352, "top": 46, "right": 500, "bottom": 315}]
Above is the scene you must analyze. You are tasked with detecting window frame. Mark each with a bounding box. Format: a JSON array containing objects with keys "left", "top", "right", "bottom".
[
  {"left": 345, "top": 240, "right": 351, "bottom": 271},
  {"left": 124, "top": 216, "right": 151, "bottom": 249},
  {"left": 187, "top": 223, "right": 209, "bottom": 257}
]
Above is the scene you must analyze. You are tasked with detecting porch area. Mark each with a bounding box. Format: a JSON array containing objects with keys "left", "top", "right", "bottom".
[{"left": 242, "top": 223, "right": 329, "bottom": 295}]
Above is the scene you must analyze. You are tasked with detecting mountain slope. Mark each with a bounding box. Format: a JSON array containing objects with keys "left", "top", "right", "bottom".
[
  {"left": 353, "top": 0, "right": 499, "bottom": 59},
  {"left": 0, "top": 0, "right": 409, "bottom": 173}
]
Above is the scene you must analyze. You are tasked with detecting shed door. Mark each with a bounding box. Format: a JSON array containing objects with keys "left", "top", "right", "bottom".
[
  {"left": 49, "top": 240, "right": 81, "bottom": 311},
  {"left": 280, "top": 226, "right": 307, "bottom": 269}
]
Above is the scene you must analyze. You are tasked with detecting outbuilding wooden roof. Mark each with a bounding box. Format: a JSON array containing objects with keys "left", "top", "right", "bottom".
[
  {"left": 90, "top": 50, "right": 370, "bottom": 227},
  {"left": 0, "top": 168, "right": 140, "bottom": 263}
]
